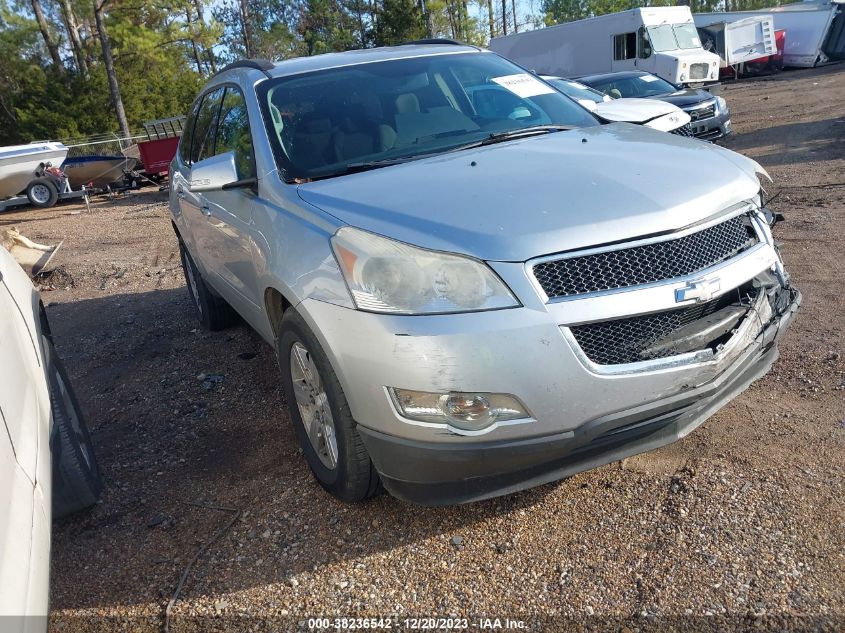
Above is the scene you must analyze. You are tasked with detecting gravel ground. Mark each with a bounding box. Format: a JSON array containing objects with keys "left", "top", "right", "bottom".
[{"left": 2, "top": 64, "right": 842, "bottom": 632}]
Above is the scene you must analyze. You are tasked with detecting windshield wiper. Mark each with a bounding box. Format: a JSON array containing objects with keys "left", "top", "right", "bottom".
[
  {"left": 343, "top": 156, "right": 423, "bottom": 173},
  {"left": 300, "top": 156, "right": 425, "bottom": 181},
  {"left": 479, "top": 125, "right": 573, "bottom": 146}
]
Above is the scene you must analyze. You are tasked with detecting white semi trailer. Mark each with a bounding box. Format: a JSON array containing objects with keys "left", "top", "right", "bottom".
[
  {"left": 695, "top": 15, "right": 778, "bottom": 68},
  {"left": 695, "top": 0, "right": 845, "bottom": 68},
  {"left": 488, "top": 6, "right": 722, "bottom": 86}
]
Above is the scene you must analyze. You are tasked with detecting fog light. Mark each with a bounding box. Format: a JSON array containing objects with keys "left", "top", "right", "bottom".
[
  {"left": 680, "top": 73, "right": 686, "bottom": 81},
  {"left": 389, "top": 388, "right": 530, "bottom": 431}
]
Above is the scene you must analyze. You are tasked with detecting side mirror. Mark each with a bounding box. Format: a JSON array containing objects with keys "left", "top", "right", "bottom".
[{"left": 189, "top": 152, "right": 239, "bottom": 192}]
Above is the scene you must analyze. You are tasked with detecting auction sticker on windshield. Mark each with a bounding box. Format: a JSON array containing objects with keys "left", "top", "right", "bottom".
[{"left": 492, "top": 74, "right": 556, "bottom": 98}]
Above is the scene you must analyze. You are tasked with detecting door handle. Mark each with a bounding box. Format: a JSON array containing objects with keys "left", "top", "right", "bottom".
[
  {"left": 200, "top": 204, "right": 211, "bottom": 216},
  {"left": 176, "top": 186, "right": 186, "bottom": 199}
]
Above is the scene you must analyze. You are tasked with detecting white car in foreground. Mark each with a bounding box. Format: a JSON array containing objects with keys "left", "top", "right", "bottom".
[
  {"left": 542, "top": 76, "right": 693, "bottom": 135},
  {"left": 0, "top": 244, "right": 101, "bottom": 630}
]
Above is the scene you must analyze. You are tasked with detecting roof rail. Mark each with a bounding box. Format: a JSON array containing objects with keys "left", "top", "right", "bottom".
[
  {"left": 214, "top": 59, "right": 275, "bottom": 78},
  {"left": 399, "top": 38, "right": 466, "bottom": 46}
]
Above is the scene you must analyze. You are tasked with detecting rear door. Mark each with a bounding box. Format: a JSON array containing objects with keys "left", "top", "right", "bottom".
[
  {"left": 172, "top": 97, "right": 200, "bottom": 237},
  {"left": 178, "top": 88, "right": 224, "bottom": 277}
]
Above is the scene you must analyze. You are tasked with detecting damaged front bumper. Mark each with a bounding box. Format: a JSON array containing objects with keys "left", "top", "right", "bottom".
[
  {"left": 296, "top": 214, "right": 799, "bottom": 505},
  {"left": 357, "top": 284, "right": 800, "bottom": 505}
]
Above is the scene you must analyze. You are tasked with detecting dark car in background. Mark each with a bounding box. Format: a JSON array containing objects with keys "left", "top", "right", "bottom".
[{"left": 578, "top": 70, "right": 731, "bottom": 141}]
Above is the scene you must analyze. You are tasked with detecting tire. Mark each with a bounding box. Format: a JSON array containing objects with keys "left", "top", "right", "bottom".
[
  {"left": 26, "top": 178, "right": 59, "bottom": 208},
  {"left": 178, "top": 243, "right": 238, "bottom": 331},
  {"left": 47, "top": 342, "right": 102, "bottom": 518},
  {"left": 276, "top": 309, "right": 381, "bottom": 502}
]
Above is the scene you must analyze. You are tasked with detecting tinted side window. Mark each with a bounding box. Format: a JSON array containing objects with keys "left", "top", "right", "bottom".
[
  {"left": 179, "top": 99, "right": 201, "bottom": 164},
  {"left": 214, "top": 87, "right": 256, "bottom": 180},
  {"left": 191, "top": 88, "right": 224, "bottom": 164}
]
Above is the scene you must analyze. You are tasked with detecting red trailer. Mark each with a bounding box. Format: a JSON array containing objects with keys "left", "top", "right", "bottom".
[{"left": 137, "top": 116, "right": 185, "bottom": 180}]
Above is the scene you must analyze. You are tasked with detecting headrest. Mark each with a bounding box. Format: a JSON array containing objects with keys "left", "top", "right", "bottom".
[{"left": 395, "top": 93, "right": 420, "bottom": 114}]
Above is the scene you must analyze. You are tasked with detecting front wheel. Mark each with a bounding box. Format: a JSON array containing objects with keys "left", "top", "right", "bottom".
[
  {"left": 47, "top": 341, "right": 103, "bottom": 518},
  {"left": 276, "top": 309, "right": 381, "bottom": 502}
]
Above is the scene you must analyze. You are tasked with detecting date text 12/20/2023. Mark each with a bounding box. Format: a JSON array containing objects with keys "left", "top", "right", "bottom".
[{"left": 306, "top": 617, "right": 526, "bottom": 630}]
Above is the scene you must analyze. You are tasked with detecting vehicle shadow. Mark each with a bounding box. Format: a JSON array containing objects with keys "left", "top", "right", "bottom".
[{"left": 46, "top": 286, "right": 556, "bottom": 614}]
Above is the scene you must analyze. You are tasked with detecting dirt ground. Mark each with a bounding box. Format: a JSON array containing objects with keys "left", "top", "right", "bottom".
[{"left": 2, "top": 64, "right": 842, "bottom": 631}]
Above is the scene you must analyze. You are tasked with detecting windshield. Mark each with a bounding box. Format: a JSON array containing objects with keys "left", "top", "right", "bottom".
[
  {"left": 673, "top": 23, "right": 702, "bottom": 49},
  {"left": 585, "top": 74, "right": 678, "bottom": 99},
  {"left": 257, "top": 52, "right": 598, "bottom": 181},
  {"left": 545, "top": 78, "right": 608, "bottom": 104},
  {"left": 647, "top": 23, "right": 702, "bottom": 52}
]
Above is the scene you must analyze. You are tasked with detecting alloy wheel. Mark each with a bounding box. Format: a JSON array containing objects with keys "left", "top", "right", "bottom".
[{"left": 289, "top": 341, "right": 338, "bottom": 470}]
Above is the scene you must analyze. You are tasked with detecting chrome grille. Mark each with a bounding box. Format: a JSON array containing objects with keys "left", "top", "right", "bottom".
[
  {"left": 670, "top": 123, "right": 695, "bottom": 137},
  {"left": 569, "top": 291, "right": 745, "bottom": 366},
  {"left": 689, "top": 63, "right": 710, "bottom": 80},
  {"left": 532, "top": 214, "right": 758, "bottom": 299},
  {"left": 688, "top": 103, "right": 716, "bottom": 121}
]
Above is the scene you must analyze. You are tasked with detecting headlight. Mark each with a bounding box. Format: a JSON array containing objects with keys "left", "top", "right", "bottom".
[
  {"left": 715, "top": 96, "right": 727, "bottom": 113},
  {"left": 389, "top": 388, "right": 530, "bottom": 432},
  {"left": 331, "top": 227, "right": 519, "bottom": 314}
]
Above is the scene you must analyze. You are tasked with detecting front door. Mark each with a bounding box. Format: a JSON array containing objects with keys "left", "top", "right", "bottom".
[{"left": 196, "top": 86, "right": 262, "bottom": 315}]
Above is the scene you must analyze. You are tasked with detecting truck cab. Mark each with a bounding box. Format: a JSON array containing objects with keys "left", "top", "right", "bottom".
[{"left": 610, "top": 7, "right": 721, "bottom": 84}]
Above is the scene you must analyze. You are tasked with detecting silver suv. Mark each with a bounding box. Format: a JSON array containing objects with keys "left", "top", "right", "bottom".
[{"left": 169, "top": 43, "right": 799, "bottom": 505}]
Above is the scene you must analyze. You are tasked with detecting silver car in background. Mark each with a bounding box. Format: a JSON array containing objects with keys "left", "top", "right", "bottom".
[{"left": 169, "top": 42, "right": 799, "bottom": 505}]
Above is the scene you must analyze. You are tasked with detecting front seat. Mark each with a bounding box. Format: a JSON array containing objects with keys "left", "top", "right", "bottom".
[
  {"left": 290, "top": 112, "right": 334, "bottom": 170},
  {"left": 333, "top": 105, "right": 377, "bottom": 162}
]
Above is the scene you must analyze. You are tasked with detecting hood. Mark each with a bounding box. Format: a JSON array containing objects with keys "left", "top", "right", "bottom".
[
  {"left": 297, "top": 124, "right": 765, "bottom": 262},
  {"left": 593, "top": 98, "right": 682, "bottom": 124},
  {"left": 670, "top": 47, "right": 722, "bottom": 65},
  {"left": 648, "top": 88, "right": 713, "bottom": 108}
]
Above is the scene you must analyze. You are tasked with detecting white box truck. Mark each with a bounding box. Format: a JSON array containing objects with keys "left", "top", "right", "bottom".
[
  {"left": 695, "top": 0, "right": 845, "bottom": 68},
  {"left": 488, "top": 6, "right": 722, "bottom": 86}
]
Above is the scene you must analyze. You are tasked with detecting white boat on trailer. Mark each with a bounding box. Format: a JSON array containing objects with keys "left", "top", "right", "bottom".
[
  {"left": 0, "top": 141, "right": 88, "bottom": 211},
  {"left": 0, "top": 142, "right": 68, "bottom": 198}
]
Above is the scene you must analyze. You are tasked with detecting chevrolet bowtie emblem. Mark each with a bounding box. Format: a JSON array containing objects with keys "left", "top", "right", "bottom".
[{"left": 675, "top": 277, "right": 721, "bottom": 303}]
